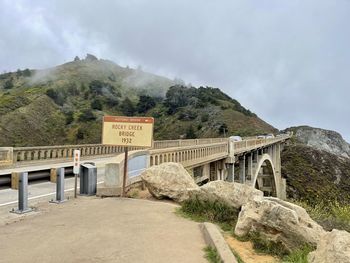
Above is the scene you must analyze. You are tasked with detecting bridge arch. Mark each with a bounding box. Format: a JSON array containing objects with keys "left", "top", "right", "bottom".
[{"left": 251, "top": 153, "right": 279, "bottom": 197}]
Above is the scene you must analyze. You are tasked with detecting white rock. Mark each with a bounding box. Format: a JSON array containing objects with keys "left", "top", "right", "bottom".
[
  {"left": 234, "top": 197, "right": 325, "bottom": 252},
  {"left": 140, "top": 162, "right": 199, "bottom": 202},
  {"left": 308, "top": 229, "right": 350, "bottom": 263},
  {"left": 188, "top": 180, "right": 263, "bottom": 209}
]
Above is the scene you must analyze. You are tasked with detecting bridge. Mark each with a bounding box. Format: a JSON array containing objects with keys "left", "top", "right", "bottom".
[{"left": 0, "top": 134, "right": 291, "bottom": 199}]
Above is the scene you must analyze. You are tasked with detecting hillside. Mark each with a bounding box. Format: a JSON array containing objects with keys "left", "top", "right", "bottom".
[
  {"left": 281, "top": 126, "right": 350, "bottom": 204},
  {"left": 0, "top": 55, "right": 276, "bottom": 147},
  {"left": 284, "top": 126, "right": 350, "bottom": 158}
]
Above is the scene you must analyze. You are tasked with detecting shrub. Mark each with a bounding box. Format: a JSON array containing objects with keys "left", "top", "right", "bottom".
[
  {"left": 201, "top": 113, "right": 209, "bottom": 122},
  {"left": 295, "top": 200, "right": 350, "bottom": 232},
  {"left": 78, "top": 109, "right": 96, "bottom": 121},
  {"left": 22, "top": 69, "right": 31, "bottom": 77},
  {"left": 120, "top": 98, "right": 135, "bottom": 116},
  {"left": 185, "top": 125, "right": 197, "bottom": 139},
  {"left": 89, "top": 80, "right": 104, "bottom": 96},
  {"left": 282, "top": 245, "right": 313, "bottom": 263},
  {"left": 180, "top": 197, "right": 239, "bottom": 226},
  {"left": 203, "top": 246, "right": 221, "bottom": 263},
  {"left": 91, "top": 99, "right": 102, "bottom": 110},
  {"left": 248, "top": 231, "right": 288, "bottom": 257},
  {"left": 104, "top": 97, "right": 119, "bottom": 107},
  {"left": 137, "top": 95, "right": 156, "bottom": 113},
  {"left": 4, "top": 78, "right": 13, "bottom": 89},
  {"left": 218, "top": 123, "right": 228, "bottom": 135},
  {"left": 178, "top": 109, "right": 197, "bottom": 121},
  {"left": 76, "top": 128, "right": 85, "bottom": 140},
  {"left": 46, "top": 88, "right": 65, "bottom": 105},
  {"left": 65, "top": 111, "right": 74, "bottom": 125}
]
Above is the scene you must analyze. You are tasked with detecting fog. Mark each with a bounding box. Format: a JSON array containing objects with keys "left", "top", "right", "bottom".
[{"left": 0, "top": 0, "right": 349, "bottom": 141}]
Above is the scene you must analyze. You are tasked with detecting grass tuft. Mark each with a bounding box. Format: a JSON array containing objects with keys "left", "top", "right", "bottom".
[
  {"left": 203, "top": 246, "right": 222, "bottom": 263},
  {"left": 294, "top": 200, "right": 350, "bottom": 232},
  {"left": 178, "top": 197, "right": 239, "bottom": 231},
  {"left": 248, "top": 231, "right": 288, "bottom": 258},
  {"left": 282, "top": 245, "right": 313, "bottom": 263}
]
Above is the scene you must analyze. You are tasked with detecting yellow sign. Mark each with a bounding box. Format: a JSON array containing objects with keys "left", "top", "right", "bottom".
[{"left": 102, "top": 116, "right": 154, "bottom": 147}]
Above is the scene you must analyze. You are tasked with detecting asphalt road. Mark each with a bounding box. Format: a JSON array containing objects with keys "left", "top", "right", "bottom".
[{"left": 0, "top": 156, "right": 117, "bottom": 209}]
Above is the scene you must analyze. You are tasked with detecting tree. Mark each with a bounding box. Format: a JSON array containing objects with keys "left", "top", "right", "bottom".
[
  {"left": 46, "top": 88, "right": 65, "bottom": 105},
  {"left": 137, "top": 95, "right": 156, "bottom": 113},
  {"left": 85, "top": 53, "right": 98, "bottom": 61},
  {"left": 219, "top": 123, "right": 229, "bottom": 136},
  {"left": 186, "top": 125, "right": 197, "bottom": 139},
  {"left": 3, "top": 78, "right": 13, "bottom": 89},
  {"left": 22, "top": 69, "right": 31, "bottom": 77},
  {"left": 105, "top": 97, "right": 119, "bottom": 107},
  {"left": 76, "top": 128, "right": 84, "bottom": 140},
  {"left": 91, "top": 98, "right": 102, "bottom": 110},
  {"left": 78, "top": 109, "right": 96, "bottom": 121},
  {"left": 74, "top": 56, "right": 80, "bottom": 61},
  {"left": 89, "top": 80, "right": 104, "bottom": 96},
  {"left": 120, "top": 98, "right": 135, "bottom": 116},
  {"left": 164, "top": 85, "right": 194, "bottom": 114},
  {"left": 65, "top": 111, "right": 74, "bottom": 125}
]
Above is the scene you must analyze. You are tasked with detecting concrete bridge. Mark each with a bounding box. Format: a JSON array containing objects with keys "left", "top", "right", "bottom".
[{"left": 0, "top": 134, "right": 291, "bottom": 199}]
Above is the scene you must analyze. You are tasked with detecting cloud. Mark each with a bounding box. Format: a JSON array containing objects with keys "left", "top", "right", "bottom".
[{"left": 0, "top": 0, "right": 350, "bottom": 141}]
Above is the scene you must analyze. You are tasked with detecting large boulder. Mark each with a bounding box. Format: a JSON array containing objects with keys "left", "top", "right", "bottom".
[
  {"left": 234, "top": 197, "right": 325, "bottom": 252},
  {"left": 140, "top": 162, "right": 199, "bottom": 202},
  {"left": 188, "top": 180, "right": 263, "bottom": 209},
  {"left": 308, "top": 229, "right": 350, "bottom": 263}
]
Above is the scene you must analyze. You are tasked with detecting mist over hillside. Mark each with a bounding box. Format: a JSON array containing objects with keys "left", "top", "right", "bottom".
[{"left": 0, "top": 55, "right": 275, "bottom": 147}]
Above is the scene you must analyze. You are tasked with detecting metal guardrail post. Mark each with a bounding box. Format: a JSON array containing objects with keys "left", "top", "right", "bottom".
[
  {"left": 50, "top": 168, "right": 66, "bottom": 203},
  {"left": 10, "top": 172, "right": 33, "bottom": 214}
]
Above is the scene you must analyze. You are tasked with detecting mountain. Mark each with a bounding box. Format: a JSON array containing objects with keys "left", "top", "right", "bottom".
[
  {"left": 281, "top": 126, "right": 350, "bottom": 204},
  {"left": 0, "top": 54, "right": 276, "bottom": 147},
  {"left": 284, "top": 126, "right": 350, "bottom": 158}
]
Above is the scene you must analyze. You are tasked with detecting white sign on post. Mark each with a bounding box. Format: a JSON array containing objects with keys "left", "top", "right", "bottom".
[{"left": 73, "top": 150, "right": 80, "bottom": 174}]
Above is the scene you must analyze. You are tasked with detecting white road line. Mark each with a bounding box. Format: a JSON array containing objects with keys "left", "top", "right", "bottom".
[{"left": 0, "top": 181, "right": 104, "bottom": 207}]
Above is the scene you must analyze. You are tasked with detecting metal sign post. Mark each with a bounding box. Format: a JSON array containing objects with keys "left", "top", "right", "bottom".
[
  {"left": 122, "top": 147, "right": 129, "bottom": 197},
  {"left": 73, "top": 149, "right": 80, "bottom": 198}
]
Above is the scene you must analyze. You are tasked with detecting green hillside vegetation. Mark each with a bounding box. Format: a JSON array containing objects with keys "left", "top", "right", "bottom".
[
  {"left": 282, "top": 142, "right": 350, "bottom": 204},
  {"left": 0, "top": 55, "right": 275, "bottom": 146},
  {"left": 281, "top": 141, "right": 350, "bottom": 232}
]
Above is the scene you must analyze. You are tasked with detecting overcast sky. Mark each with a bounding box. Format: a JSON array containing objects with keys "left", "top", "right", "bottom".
[{"left": 1, "top": 0, "right": 349, "bottom": 141}]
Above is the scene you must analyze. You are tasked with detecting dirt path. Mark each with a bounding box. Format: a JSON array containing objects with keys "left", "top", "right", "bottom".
[
  {"left": 0, "top": 197, "right": 207, "bottom": 263},
  {"left": 225, "top": 234, "right": 280, "bottom": 263}
]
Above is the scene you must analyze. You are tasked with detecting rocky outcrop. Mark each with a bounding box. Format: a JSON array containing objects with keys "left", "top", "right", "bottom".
[
  {"left": 285, "top": 126, "right": 350, "bottom": 158},
  {"left": 140, "top": 162, "right": 199, "bottom": 202},
  {"left": 234, "top": 197, "right": 325, "bottom": 252},
  {"left": 308, "top": 229, "right": 350, "bottom": 263},
  {"left": 188, "top": 180, "right": 263, "bottom": 209}
]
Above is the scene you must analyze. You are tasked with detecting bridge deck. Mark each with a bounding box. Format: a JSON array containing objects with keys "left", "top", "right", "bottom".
[{"left": 0, "top": 135, "right": 291, "bottom": 177}]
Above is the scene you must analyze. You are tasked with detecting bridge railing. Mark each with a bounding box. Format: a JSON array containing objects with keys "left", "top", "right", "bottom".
[
  {"left": 11, "top": 144, "right": 141, "bottom": 166},
  {"left": 1, "top": 135, "right": 290, "bottom": 168},
  {"left": 233, "top": 135, "right": 291, "bottom": 154},
  {"left": 2, "top": 137, "right": 229, "bottom": 167},
  {"left": 150, "top": 141, "right": 229, "bottom": 168},
  {"left": 152, "top": 138, "right": 227, "bottom": 149}
]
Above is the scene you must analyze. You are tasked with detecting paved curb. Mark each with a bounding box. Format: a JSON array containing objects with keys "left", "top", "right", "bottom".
[{"left": 200, "top": 222, "right": 238, "bottom": 263}]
